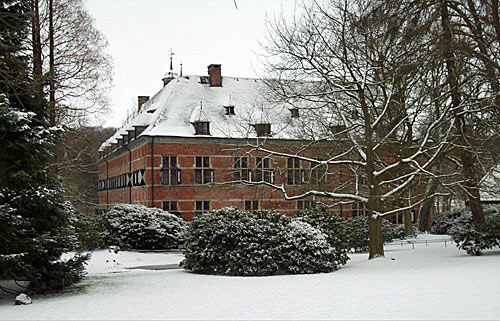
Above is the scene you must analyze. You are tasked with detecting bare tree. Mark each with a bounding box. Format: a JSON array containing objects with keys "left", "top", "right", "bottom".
[
  {"left": 254, "top": 0, "right": 456, "bottom": 258},
  {"left": 30, "top": 0, "right": 113, "bottom": 125},
  {"left": 438, "top": 0, "right": 500, "bottom": 230}
]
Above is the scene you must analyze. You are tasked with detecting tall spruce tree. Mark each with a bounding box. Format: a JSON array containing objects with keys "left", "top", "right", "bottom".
[{"left": 0, "top": 0, "right": 87, "bottom": 293}]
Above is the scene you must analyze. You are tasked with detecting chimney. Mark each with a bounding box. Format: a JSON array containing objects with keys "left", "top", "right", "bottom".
[
  {"left": 207, "top": 64, "right": 222, "bottom": 87},
  {"left": 138, "top": 96, "right": 149, "bottom": 111}
]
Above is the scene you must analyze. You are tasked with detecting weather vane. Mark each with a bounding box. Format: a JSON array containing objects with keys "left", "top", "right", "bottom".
[{"left": 169, "top": 48, "right": 175, "bottom": 71}]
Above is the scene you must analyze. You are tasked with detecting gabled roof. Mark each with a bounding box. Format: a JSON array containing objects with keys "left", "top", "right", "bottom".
[{"left": 99, "top": 75, "right": 305, "bottom": 151}]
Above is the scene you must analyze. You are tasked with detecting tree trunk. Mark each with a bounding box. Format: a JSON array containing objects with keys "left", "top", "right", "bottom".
[
  {"left": 49, "top": 0, "right": 56, "bottom": 127},
  {"left": 360, "top": 86, "right": 384, "bottom": 259},
  {"left": 31, "top": 0, "right": 44, "bottom": 124},
  {"left": 369, "top": 215, "right": 384, "bottom": 259},
  {"left": 461, "top": 150, "right": 485, "bottom": 229},
  {"left": 418, "top": 178, "right": 439, "bottom": 232},
  {"left": 403, "top": 210, "right": 414, "bottom": 238},
  {"left": 418, "top": 198, "right": 433, "bottom": 232},
  {"left": 440, "top": 0, "right": 484, "bottom": 230}
]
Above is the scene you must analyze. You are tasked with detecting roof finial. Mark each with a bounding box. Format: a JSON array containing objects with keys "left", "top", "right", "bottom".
[
  {"left": 169, "top": 48, "right": 175, "bottom": 71},
  {"left": 180, "top": 61, "right": 183, "bottom": 77},
  {"left": 200, "top": 101, "right": 203, "bottom": 110}
]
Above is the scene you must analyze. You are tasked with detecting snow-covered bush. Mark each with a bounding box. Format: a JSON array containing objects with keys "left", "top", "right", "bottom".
[
  {"left": 451, "top": 208, "right": 500, "bottom": 255},
  {"left": 344, "top": 216, "right": 370, "bottom": 252},
  {"left": 282, "top": 220, "right": 341, "bottom": 273},
  {"left": 431, "top": 208, "right": 472, "bottom": 234},
  {"left": 103, "top": 204, "right": 186, "bottom": 250},
  {"left": 391, "top": 224, "right": 419, "bottom": 240},
  {"left": 295, "top": 206, "right": 349, "bottom": 265},
  {"left": 344, "top": 216, "right": 394, "bottom": 252},
  {"left": 181, "top": 207, "right": 344, "bottom": 276},
  {"left": 70, "top": 209, "right": 105, "bottom": 250}
]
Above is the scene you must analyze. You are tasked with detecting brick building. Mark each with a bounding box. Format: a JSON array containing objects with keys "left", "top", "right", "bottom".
[{"left": 98, "top": 64, "right": 414, "bottom": 222}]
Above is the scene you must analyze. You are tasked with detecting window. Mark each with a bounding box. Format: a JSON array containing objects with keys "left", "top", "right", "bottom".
[
  {"left": 254, "top": 123, "right": 271, "bottom": 137},
  {"left": 351, "top": 202, "right": 366, "bottom": 217},
  {"left": 391, "top": 210, "right": 416, "bottom": 224},
  {"left": 195, "top": 156, "right": 214, "bottom": 184},
  {"left": 161, "top": 156, "right": 180, "bottom": 185},
  {"left": 287, "top": 157, "right": 305, "bottom": 185},
  {"left": 132, "top": 169, "right": 146, "bottom": 186},
  {"left": 199, "top": 76, "right": 209, "bottom": 84},
  {"left": 193, "top": 121, "right": 210, "bottom": 135},
  {"left": 163, "top": 201, "right": 180, "bottom": 217},
  {"left": 233, "top": 157, "right": 250, "bottom": 181},
  {"left": 255, "top": 157, "right": 274, "bottom": 183},
  {"left": 290, "top": 108, "right": 299, "bottom": 118},
  {"left": 224, "top": 105, "right": 235, "bottom": 115},
  {"left": 330, "top": 125, "right": 347, "bottom": 134},
  {"left": 310, "top": 160, "right": 328, "bottom": 185},
  {"left": 245, "top": 200, "right": 259, "bottom": 212},
  {"left": 195, "top": 201, "right": 210, "bottom": 216},
  {"left": 357, "top": 172, "right": 367, "bottom": 185},
  {"left": 297, "top": 200, "right": 315, "bottom": 210}
]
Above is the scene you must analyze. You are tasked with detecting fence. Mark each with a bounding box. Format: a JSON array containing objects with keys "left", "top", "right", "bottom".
[{"left": 385, "top": 237, "right": 453, "bottom": 250}]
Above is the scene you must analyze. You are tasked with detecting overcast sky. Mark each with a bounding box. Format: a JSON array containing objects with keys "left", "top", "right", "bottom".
[{"left": 84, "top": 0, "right": 297, "bottom": 127}]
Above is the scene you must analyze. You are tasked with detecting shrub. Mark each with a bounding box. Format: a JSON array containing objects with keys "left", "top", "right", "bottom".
[
  {"left": 344, "top": 215, "right": 394, "bottom": 252},
  {"left": 345, "top": 216, "right": 369, "bottom": 252},
  {"left": 103, "top": 204, "right": 186, "bottom": 250},
  {"left": 431, "top": 208, "right": 472, "bottom": 234},
  {"left": 391, "top": 224, "right": 419, "bottom": 240},
  {"left": 181, "top": 207, "right": 345, "bottom": 276},
  {"left": 67, "top": 204, "right": 105, "bottom": 251},
  {"left": 451, "top": 211, "right": 500, "bottom": 255},
  {"left": 295, "top": 207, "right": 349, "bottom": 265},
  {"left": 382, "top": 219, "right": 395, "bottom": 243},
  {"left": 282, "top": 220, "right": 342, "bottom": 273}
]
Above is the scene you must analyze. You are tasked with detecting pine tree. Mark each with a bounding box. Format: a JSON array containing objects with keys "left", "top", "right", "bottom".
[{"left": 0, "top": 0, "right": 87, "bottom": 293}]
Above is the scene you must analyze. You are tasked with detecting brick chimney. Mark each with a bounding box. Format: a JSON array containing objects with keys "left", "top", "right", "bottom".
[
  {"left": 207, "top": 64, "right": 222, "bottom": 87},
  {"left": 138, "top": 96, "right": 149, "bottom": 111}
]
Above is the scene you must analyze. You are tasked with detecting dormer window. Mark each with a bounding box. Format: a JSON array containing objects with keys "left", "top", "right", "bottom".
[
  {"left": 193, "top": 121, "right": 210, "bottom": 135},
  {"left": 254, "top": 123, "right": 271, "bottom": 137},
  {"left": 290, "top": 108, "right": 299, "bottom": 118},
  {"left": 224, "top": 105, "right": 235, "bottom": 115},
  {"left": 199, "top": 76, "right": 209, "bottom": 84},
  {"left": 330, "top": 125, "right": 347, "bottom": 135}
]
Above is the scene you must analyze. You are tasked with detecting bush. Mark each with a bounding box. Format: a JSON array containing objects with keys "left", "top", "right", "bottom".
[
  {"left": 344, "top": 215, "right": 394, "bottom": 252},
  {"left": 451, "top": 211, "right": 500, "bottom": 255},
  {"left": 66, "top": 203, "right": 105, "bottom": 251},
  {"left": 295, "top": 207, "right": 349, "bottom": 265},
  {"left": 344, "top": 216, "right": 369, "bottom": 252},
  {"left": 391, "top": 224, "right": 419, "bottom": 240},
  {"left": 282, "top": 220, "right": 343, "bottom": 273},
  {"left": 103, "top": 204, "right": 186, "bottom": 250},
  {"left": 181, "top": 208, "right": 345, "bottom": 276},
  {"left": 431, "top": 208, "right": 472, "bottom": 235}
]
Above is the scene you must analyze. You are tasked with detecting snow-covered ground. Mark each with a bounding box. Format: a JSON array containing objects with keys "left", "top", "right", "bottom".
[{"left": 1, "top": 234, "right": 499, "bottom": 320}]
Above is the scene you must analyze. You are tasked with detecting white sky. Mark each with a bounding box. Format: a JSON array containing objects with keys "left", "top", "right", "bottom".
[{"left": 84, "top": 0, "right": 297, "bottom": 127}]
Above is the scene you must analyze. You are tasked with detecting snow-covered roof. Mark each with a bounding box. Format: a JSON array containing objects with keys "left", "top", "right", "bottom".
[{"left": 100, "top": 74, "right": 305, "bottom": 152}]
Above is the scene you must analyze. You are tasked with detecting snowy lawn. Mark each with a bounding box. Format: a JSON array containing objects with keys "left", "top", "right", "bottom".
[{"left": 1, "top": 235, "right": 499, "bottom": 320}]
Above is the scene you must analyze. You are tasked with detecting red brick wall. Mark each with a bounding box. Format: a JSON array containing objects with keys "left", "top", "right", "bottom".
[{"left": 98, "top": 139, "right": 420, "bottom": 222}]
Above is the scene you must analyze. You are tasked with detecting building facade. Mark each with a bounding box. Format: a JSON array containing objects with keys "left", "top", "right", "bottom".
[{"left": 98, "top": 64, "right": 416, "bottom": 223}]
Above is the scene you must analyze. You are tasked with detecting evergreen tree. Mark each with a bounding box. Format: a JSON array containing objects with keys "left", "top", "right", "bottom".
[{"left": 0, "top": 0, "right": 87, "bottom": 293}]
